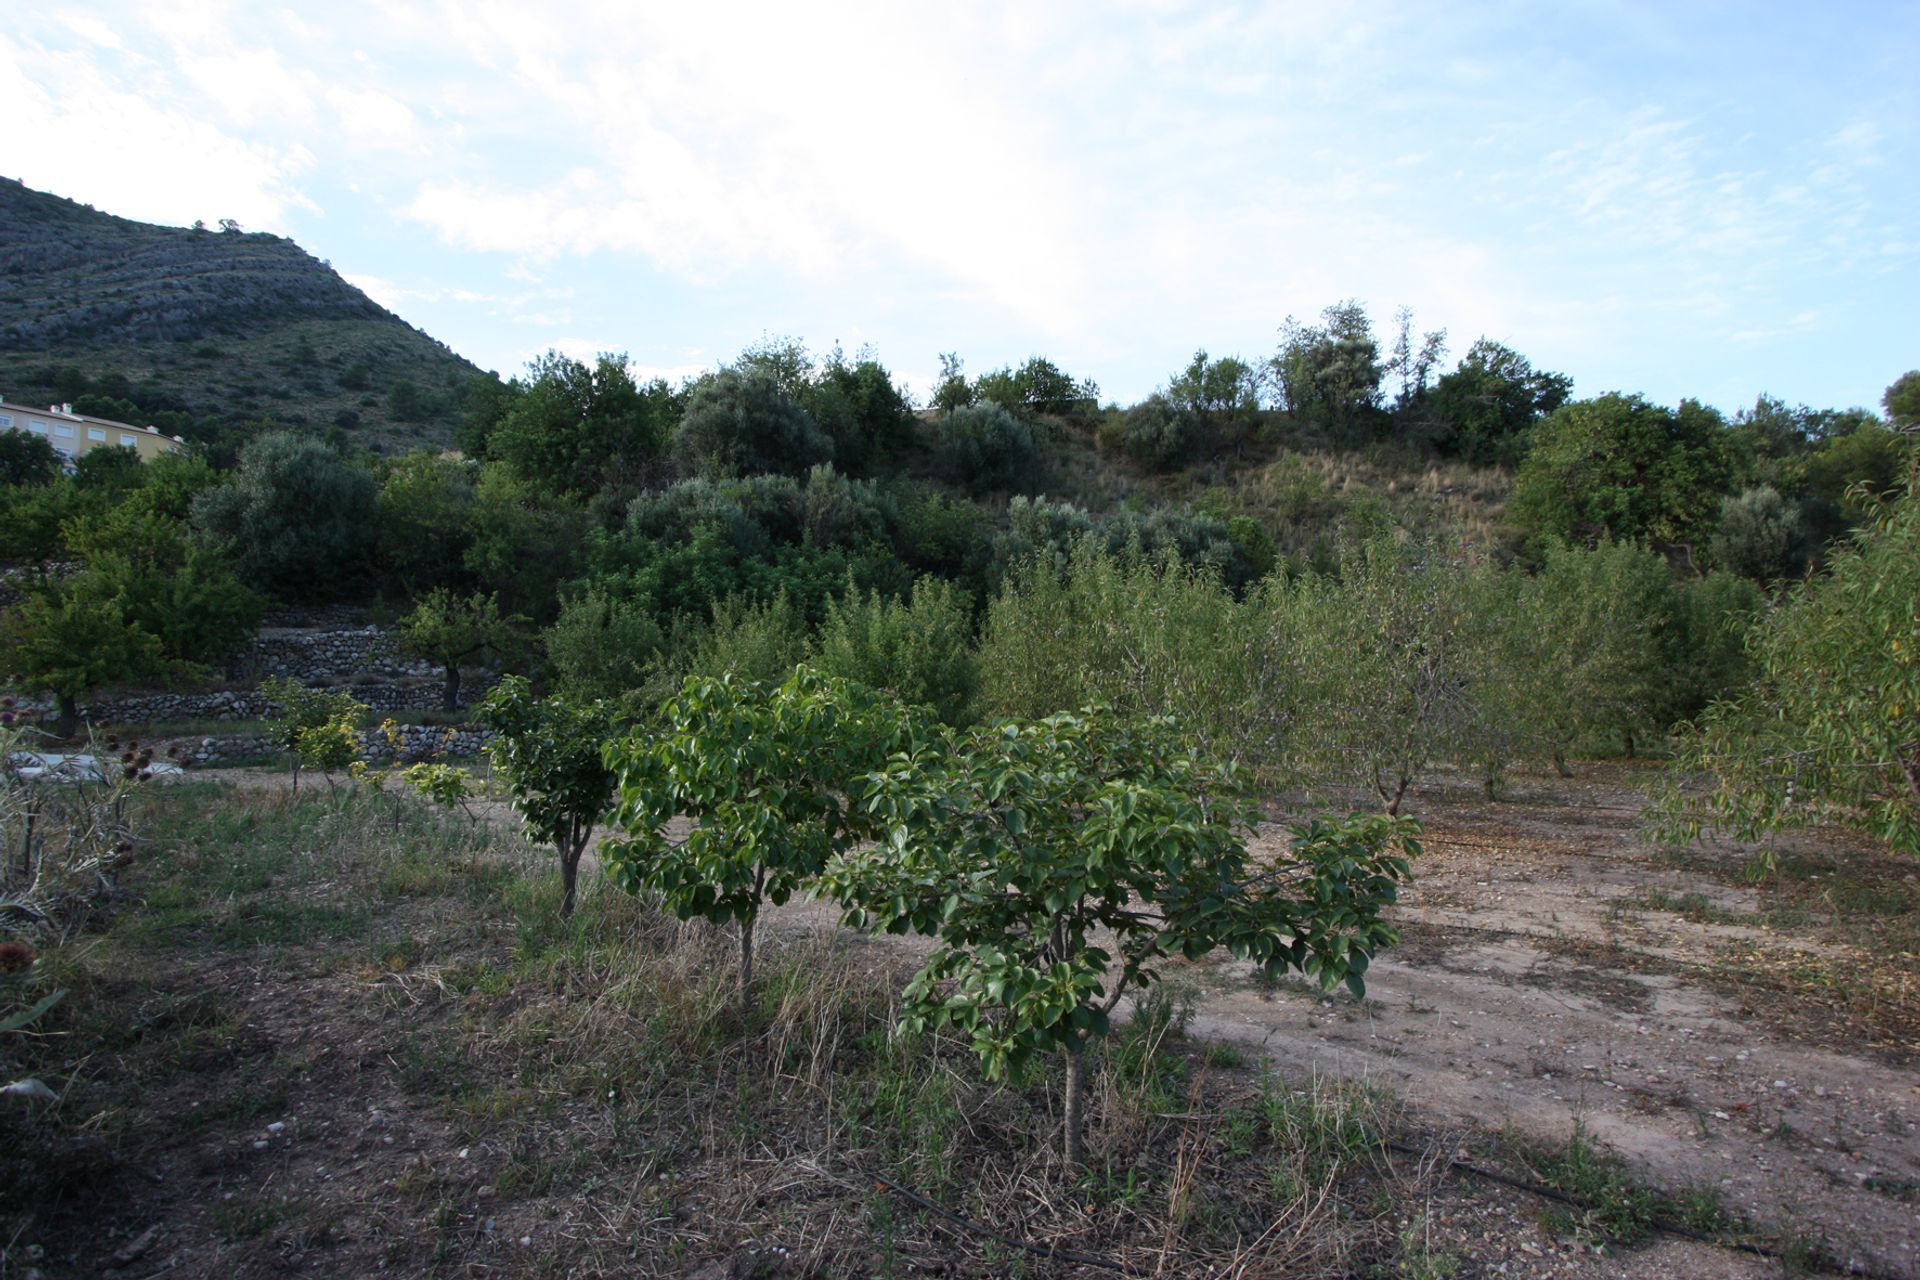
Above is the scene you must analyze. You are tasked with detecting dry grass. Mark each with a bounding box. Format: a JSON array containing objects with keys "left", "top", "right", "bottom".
[{"left": 2, "top": 782, "right": 1449, "bottom": 1278}]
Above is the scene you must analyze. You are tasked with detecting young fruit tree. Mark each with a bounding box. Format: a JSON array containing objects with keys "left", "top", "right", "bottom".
[
  {"left": 825, "top": 709, "right": 1418, "bottom": 1167},
  {"left": 602, "top": 667, "right": 923, "bottom": 1011},
  {"left": 258, "top": 678, "right": 368, "bottom": 794},
  {"left": 478, "top": 676, "right": 620, "bottom": 917}
]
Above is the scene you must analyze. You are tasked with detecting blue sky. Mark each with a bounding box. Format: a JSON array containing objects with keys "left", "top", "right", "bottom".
[{"left": 4, "top": 1, "right": 1914, "bottom": 415}]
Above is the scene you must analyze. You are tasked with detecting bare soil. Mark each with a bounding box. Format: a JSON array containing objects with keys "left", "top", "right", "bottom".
[{"left": 1185, "top": 765, "right": 1918, "bottom": 1278}]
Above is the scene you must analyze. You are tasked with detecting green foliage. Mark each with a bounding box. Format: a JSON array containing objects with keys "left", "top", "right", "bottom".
[
  {"left": 190, "top": 431, "right": 376, "bottom": 602},
  {"left": 258, "top": 677, "right": 368, "bottom": 788},
  {"left": 1497, "top": 540, "right": 1679, "bottom": 766},
  {"left": 70, "top": 445, "right": 145, "bottom": 494},
  {"left": 681, "top": 592, "right": 809, "bottom": 686},
  {"left": 830, "top": 709, "right": 1416, "bottom": 1161},
  {"left": 937, "top": 403, "right": 1035, "bottom": 494},
  {"left": 1426, "top": 338, "right": 1571, "bottom": 466},
  {"left": 1118, "top": 395, "right": 1196, "bottom": 471},
  {"left": 0, "top": 432, "right": 58, "bottom": 487},
  {"left": 0, "top": 582, "right": 169, "bottom": 730},
  {"left": 972, "top": 355, "right": 1100, "bottom": 419},
  {"left": 545, "top": 587, "right": 668, "bottom": 711},
  {"left": 811, "top": 576, "right": 978, "bottom": 725},
  {"left": 1710, "top": 485, "right": 1814, "bottom": 582},
  {"left": 61, "top": 504, "right": 262, "bottom": 667},
  {"left": 1271, "top": 301, "right": 1386, "bottom": 444},
  {"left": 1884, "top": 371, "right": 1920, "bottom": 431},
  {"left": 478, "top": 675, "right": 621, "bottom": 916},
  {"left": 375, "top": 452, "right": 477, "bottom": 593},
  {"left": 398, "top": 762, "right": 474, "bottom": 810},
  {"left": 602, "top": 667, "right": 918, "bottom": 1002},
  {"left": 671, "top": 367, "right": 832, "bottom": 479},
  {"left": 979, "top": 545, "right": 1278, "bottom": 772},
  {"left": 1511, "top": 394, "right": 1734, "bottom": 550},
  {"left": 1652, "top": 474, "right": 1920, "bottom": 857},
  {"left": 488, "top": 350, "right": 671, "bottom": 497},
  {"left": 797, "top": 347, "right": 915, "bottom": 476},
  {"left": 588, "top": 470, "right": 902, "bottom": 624},
  {"left": 1166, "top": 349, "right": 1259, "bottom": 428},
  {"left": 1278, "top": 534, "right": 1488, "bottom": 813},
  {"left": 398, "top": 588, "right": 520, "bottom": 712},
  {"left": 462, "top": 462, "right": 589, "bottom": 623}
]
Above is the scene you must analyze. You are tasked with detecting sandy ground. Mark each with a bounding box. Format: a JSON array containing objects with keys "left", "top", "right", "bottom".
[{"left": 189, "top": 759, "right": 1919, "bottom": 1277}]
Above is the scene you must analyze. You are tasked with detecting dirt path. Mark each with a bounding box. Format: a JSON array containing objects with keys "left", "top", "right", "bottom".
[
  {"left": 1191, "top": 771, "right": 1918, "bottom": 1279},
  {"left": 187, "top": 761, "right": 1920, "bottom": 1276}
]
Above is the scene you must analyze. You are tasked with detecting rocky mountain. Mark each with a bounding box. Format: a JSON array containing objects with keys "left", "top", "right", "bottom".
[{"left": 0, "top": 178, "right": 485, "bottom": 454}]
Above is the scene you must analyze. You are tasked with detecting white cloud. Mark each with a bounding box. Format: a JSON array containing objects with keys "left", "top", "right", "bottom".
[{"left": 0, "top": 33, "right": 315, "bottom": 230}]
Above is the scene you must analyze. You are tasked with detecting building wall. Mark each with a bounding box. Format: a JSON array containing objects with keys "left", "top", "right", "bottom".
[{"left": 0, "top": 399, "right": 185, "bottom": 464}]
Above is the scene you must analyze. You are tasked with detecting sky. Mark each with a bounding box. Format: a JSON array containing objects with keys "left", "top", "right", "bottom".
[{"left": 3, "top": 1, "right": 1915, "bottom": 415}]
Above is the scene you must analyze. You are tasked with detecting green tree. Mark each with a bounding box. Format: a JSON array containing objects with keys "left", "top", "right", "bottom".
[
  {"left": 478, "top": 676, "right": 621, "bottom": 917},
  {"left": 1508, "top": 540, "right": 1679, "bottom": 770},
  {"left": 1651, "top": 473, "right": 1920, "bottom": 858},
  {"left": 1271, "top": 301, "right": 1386, "bottom": 443},
  {"left": 811, "top": 576, "right": 978, "bottom": 725},
  {"left": 63, "top": 507, "right": 262, "bottom": 667},
  {"left": 1426, "top": 338, "right": 1571, "bottom": 466},
  {"left": 375, "top": 453, "right": 477, "bottom": 594},
  {"left": 463, "top": 462, "right": 590, "bottom": 623},
  {"left": 1883, "top": 371, "right": 1920, "bottom": 431},
  {"left": 680, "top": 592, "right": 809, "bottom": 686},
  {"left": 398, "top": 589, "right": 520, "bottom": 712},
  {"left": 191, "top": 432, "right": 376, "bottom": 602},
  {"left": 1709, "top": 485, "right": 1814, "bottom": 582},
  {"left": 257, "top": 678, "right": 369, "bottom": 793},
  {"left": 1279, "top": 534, "right": 1484, "bottom": 814},
  {"left": 545, "top": 587, "right": 668, "bottom": 712},
  {"left": 603, "top": 667, "right": 918, "bottom": 1007},
  {"left": 490, "top": 351, "right": 671, "bottom": 497},
  {"left": 671, "top": 368, "right": 831, "bottom": 479},
  {"left": 1118, "top": 395, "right": 1196, "bottom": 471},
  {"left": 828, "top": 710, "right": 1416, "bottom": 1166},
  {"left": 798, "top": 348, "right": 914, "bottom": 476},
  {"left": 0, "top": 433, "right": 58, "bottom": 487},
  {"left": 978, "top": 544, "right": 1286, "bottom": 777},
  {"left": 1511, "top": 394, "right": 1734, "bottom": 554},
  {"left": 931, "top": 352, "right": 973, "bottom": 413},
  {"left": 0, "top": 582, "right": 168, "bottom": 737}
]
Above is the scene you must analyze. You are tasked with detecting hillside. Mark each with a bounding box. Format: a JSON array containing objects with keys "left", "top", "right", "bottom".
[{"left": 0, "top": 178, "right": 482, "bottom": 453}]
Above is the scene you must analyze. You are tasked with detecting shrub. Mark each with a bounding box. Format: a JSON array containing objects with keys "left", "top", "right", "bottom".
[{"left": 937, "top": 404, "right": 1034, "bottom": 493}]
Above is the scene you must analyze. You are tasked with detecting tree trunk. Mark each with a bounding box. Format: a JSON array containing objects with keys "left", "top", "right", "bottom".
[
  {"left": 1063, "top": 1037, "right": 1087, "bottom": 1169},
  {"left": 442, "top": 663, "right": 461, "bottom": 714},
  {"left": 1552, "top": 750, "right": 1572, "bottom": 779},
  {"left": 1623, "top": 731, "right": 1636, "bottom": 760},
  {"left": 52, "top": 692, "right": 78, "bottom": 740},
  {"left": 559, "top": 823, "right": 581, "bottom": 918},
  {"left": 739, "top": 914, "right": 756, "bottom": 1014}
]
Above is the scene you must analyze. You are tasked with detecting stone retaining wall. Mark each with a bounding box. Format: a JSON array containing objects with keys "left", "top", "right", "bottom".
[
  {"left": 173, "top": 722, "right": 494, "bottom": 766},
  {"left": 226, "top": 626, "right": 431, "bottom": 683},
  {"left": 81, "top": 680, "right": 476, "bottom": 725}
]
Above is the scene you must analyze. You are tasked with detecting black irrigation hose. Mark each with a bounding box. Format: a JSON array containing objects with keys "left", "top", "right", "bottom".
[
  {"left": 1385, "top": 1141, "right": 1900, "bottom": 1280},
  {"left": 853, "top": 1164, "right": 1141, "bottom": 1275}
]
